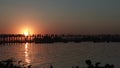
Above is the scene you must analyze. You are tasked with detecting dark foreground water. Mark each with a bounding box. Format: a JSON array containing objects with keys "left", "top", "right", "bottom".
[{"left": 0, "top": 43, "right": 120, "bottom": 68}]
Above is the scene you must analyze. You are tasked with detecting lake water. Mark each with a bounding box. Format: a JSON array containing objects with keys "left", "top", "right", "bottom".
[{"left": 0, "top": 43, "right": 120, "bottom": 68}]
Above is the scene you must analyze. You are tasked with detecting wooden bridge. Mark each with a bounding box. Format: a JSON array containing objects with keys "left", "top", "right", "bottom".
[
  {"left": 1, "top": 34, "right": 120, "bottom": 44},
  {"left": 0, "top": 34, "right": 63, "bottom": 43},
  {"left": 0, "top": 34, "right": 35, "bottom": 43}
]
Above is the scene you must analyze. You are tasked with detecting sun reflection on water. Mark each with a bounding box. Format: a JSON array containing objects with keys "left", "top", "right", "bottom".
[{"left": 25, "top": 43, "right": 30, "bottom": 64}]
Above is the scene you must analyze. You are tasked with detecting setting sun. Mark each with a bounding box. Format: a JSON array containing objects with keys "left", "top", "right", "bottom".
[
  {"left": 20, "top": 27, "right": 34, "bottom": 36},
  {"left": 24, "top": 31, "right": 29, "bottom": 36}
]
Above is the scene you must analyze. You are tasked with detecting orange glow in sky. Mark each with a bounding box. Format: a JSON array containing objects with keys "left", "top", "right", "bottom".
[{"left": 18, "top": 19, "right": 38, "bottom": 35}]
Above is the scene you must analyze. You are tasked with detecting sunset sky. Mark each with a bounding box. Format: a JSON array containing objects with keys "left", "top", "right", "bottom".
[{"left": 0, "top": 0, "right": 120, "bottom": 34}]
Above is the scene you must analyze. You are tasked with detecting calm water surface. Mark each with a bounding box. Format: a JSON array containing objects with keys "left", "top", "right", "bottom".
[{"left": 0, "top": 43, "right": 120, "bottom": 68}]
